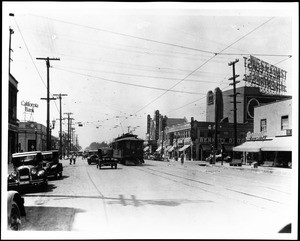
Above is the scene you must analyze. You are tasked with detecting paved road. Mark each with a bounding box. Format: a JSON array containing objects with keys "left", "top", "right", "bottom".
[{"left": 4, "top": 157, "right": 296, "bottom": 239}]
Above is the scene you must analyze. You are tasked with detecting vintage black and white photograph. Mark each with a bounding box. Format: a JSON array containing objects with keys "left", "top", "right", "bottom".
[{"left": 2, "top": 1, "right": 298, "bottom": 240}]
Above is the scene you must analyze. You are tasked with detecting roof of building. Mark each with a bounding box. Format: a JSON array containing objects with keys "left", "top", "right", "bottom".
[{"left": 167, "top": 117, "right": 187, "bottom": 127}]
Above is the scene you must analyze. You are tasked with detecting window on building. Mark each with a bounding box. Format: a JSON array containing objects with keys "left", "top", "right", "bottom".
[
  {"left": 260, "top": 119, "right": 267, "bottom": 132},
  {"left": 281, "top": 115, "right": 289, "bottom": 130}
]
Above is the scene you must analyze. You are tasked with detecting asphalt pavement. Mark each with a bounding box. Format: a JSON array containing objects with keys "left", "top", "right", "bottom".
[{"left": 6, "top": 157, "right": 292, "bottom": 176}]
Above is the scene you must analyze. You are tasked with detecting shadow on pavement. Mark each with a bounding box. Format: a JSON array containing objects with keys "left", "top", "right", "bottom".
[{"left": 21, "top": 206, "right": 85, "bottom": 231}]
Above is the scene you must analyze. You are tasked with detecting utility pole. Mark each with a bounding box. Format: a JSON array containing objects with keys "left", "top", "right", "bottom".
[
  {"left": 228, "top": 59, "right": 240, "bottom": 154},
  {"left": 64, "top": 112, "right": 73, "bottom": 156},
  {"left": 53, "top": 94, "right": 68, "bottom": 158},
  {"left": 37, "top": 57, "right": 60, "bottom": 150},
  {"left": 9, "top": 26, "right": 14, "bottom": 76}
]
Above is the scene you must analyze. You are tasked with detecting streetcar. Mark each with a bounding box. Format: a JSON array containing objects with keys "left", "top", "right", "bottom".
[{"left": 111, "top": 133, "right": 144, "bottom": 165}]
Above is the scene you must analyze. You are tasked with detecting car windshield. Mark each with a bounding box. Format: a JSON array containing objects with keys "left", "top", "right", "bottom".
[
  {"left": 102, "top": 149, "right": 113, "bottom": 157},
  {"left": 12, "top": 156, "right": 38, "bottom": 167}
]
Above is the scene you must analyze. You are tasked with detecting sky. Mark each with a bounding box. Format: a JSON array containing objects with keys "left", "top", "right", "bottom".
[{"left": 2, "top": 2, "right": 298, "bottom": 150}]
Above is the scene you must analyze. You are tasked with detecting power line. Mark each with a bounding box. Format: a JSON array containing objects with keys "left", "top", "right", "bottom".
[
  {"left": 30, "top": 14, "right": 291, "bottom": 58},
  {"left": 55, "top": 65, "right": 221, "bottom": 84},
  {"left": 54, "top": 67, "right": 207, "bottom": 95},
  {"left": 144, "top": 17, "right": 276, "bottom": 117},
  {"left": 13, "top": 16, "right": 61, "bottom": 116}
]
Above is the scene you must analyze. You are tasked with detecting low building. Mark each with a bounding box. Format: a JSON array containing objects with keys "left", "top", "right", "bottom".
[
  {"left": 18, "top": 121, "right": 58, "bottom": 152},
  {"left": 233, "top": 98, "right": 292, "bottom": 167}
]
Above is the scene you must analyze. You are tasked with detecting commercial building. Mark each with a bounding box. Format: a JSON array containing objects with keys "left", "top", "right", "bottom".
[
  {"left": 8, "top": 74, "right": 19, "bottom": 163},
  {"left": 233, "top": 98, "right": 292, "bottom": 167},
  {"left": 18, "top": 121, "right": 58, "bottom": 152}
]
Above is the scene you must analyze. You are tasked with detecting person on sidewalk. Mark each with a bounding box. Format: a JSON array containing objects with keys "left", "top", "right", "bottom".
[{"left": 180, "top": 153, "right": 184, "bottom": 165}]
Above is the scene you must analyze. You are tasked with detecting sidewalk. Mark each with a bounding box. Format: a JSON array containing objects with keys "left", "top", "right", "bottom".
[{"left": 161, "top": 158, "right": 292, "bottom": 176}]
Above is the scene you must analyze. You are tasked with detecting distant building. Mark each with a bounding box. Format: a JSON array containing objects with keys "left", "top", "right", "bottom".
[{"left": 206, "top": 86, "right": 291, "bottom": 123}]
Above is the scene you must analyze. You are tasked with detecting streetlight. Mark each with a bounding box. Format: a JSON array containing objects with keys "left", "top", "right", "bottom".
[{"left": 49, "top": 119, "right": 56, "bottom": 150}]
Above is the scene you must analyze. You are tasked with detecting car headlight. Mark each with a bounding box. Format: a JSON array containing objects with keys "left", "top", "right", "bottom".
[
  {"left": 31, "top": 169, "right": 37, "bottom": 175},
  {"left": 11, "top": 171, "right": 18, "bottom": 178},
  {"left": 37, "top": 170, "right": 45, "bottom": 176}
]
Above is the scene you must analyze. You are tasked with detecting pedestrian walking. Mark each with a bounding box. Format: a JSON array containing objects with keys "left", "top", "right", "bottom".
[
  {"left": 69, "top": 156, "right": 72, "bottom": 165},
  {"left": 73, "top": 154, "right": 76, "bottom": 164},
  {"left": 180, "top": 153, "right": 184, "bottom": 165}
]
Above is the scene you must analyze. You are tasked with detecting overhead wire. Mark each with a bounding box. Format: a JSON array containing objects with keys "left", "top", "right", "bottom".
[
  {"left": 54, "top": 67, "right": 207, "bottom": 95},
  {"left": 13, "top": 16, "right": 61, "bottom": 116},
  {"left": 158, "top": 17, "right": 277, "bottom": 117},
  {"left": 30, "top": 14, "right": 291, "bottom": 58}
]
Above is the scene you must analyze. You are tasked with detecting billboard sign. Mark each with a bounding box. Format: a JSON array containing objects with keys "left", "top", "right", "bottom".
[{"left": 243, "top": 55, "right": 287, "bottom": 94}]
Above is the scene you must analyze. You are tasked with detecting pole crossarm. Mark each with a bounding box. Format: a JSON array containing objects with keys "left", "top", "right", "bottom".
[
  {"left": 36, "top": 57, "right": 60, "bottom": 150},
  {"left": 53, "top": 93, "right": 68, "bottom": 158}
]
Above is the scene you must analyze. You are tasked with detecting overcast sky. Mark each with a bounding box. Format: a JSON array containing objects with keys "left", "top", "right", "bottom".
[{"left": 2, "top": 2, "right": 298, "bottom": 149}]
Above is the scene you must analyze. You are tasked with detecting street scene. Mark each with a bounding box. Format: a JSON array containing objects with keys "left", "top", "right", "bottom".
[
  {"left": 6, "top": 156, "right": 294, "bottom": 239},
  {"left": 2, "top": 2, "right": 298, "bottom": 240}
]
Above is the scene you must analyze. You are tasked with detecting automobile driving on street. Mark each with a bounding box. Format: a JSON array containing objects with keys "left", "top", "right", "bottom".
[
  {"left": 96, "top": 147, "right": 118, "bottom": 169},
  {"left": 87, "top": 150, "right": 99, "bottom": 165},
  {"left": 8, "top": 151, "right": 48, "bottom": 191}
]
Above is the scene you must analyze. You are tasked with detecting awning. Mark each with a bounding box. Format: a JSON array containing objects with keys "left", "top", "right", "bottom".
[
  {"left": 233, "top": 141, "right": 262, "bottom": 152},
  {"left": 168, "top": 146, "right": 175, "bottom": 152},
  {"left": 233, "top": 140, "right": 273, "bottom": 152},
  {"left": 156, "top": 146, "right": 162, "bottom": 152},
  {"left": 261, "top": 136, "right": 292, "bottom": 152},
  {"left": 143, "top": 146, "right": 149, "bottom": 152},
  {"left": 179, "top": 145, "right": 190, "bottom": 152},
  {"left": 165, "top": 146, "right": 172, "bottom": 151}
]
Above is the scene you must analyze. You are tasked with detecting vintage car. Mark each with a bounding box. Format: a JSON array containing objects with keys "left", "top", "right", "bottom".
[
  {"left": 8, "top": 151, "right": 48, "bottom": 191},
  {"left": 42, "top": 150, "right": 63, "bottom": 179},
  {"left": 7, "top": 190, "right": 26, "bottom": 231},
  {"left": 97, "top": 147, "right": 118, "bottom": 169},
  {"left": 87, "top": 150, "right": 99, "bottom": 165}
]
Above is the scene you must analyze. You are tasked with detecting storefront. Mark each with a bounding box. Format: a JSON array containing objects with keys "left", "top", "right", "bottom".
[{"left": 233, "top": 135, "right": 292, "bottom": 167}]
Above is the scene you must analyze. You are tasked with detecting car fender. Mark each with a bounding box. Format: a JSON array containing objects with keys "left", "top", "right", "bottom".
[{"left": 7, "top": 191, "right": 26, "bottom": 217}]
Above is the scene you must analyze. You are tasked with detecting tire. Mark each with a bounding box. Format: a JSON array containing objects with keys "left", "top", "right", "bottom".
[
  {"left": 55, "top": 172, "right": 58, "bottom": 180},
  {"left": 41, "top": 180, "right": 48, "bottom": 191},
  {"left": 9, "top": 202, "right": 21, "bottom": 231},
  {"left": 115, "top": 165, "right": 117, "bottom": 169}
]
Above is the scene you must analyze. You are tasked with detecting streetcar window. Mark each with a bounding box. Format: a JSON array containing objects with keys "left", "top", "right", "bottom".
[{"left": 126, "top": 141, "right": 130, "bottom": 150}]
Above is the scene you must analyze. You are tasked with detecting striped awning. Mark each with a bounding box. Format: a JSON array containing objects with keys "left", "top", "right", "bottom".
[{"left": 178, "top": 145, "right": 190, "bottom": 152}]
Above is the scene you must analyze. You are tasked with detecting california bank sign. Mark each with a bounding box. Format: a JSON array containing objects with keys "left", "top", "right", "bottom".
[{"left": 21, "top": 101, "right": 38, "bottom": 112}]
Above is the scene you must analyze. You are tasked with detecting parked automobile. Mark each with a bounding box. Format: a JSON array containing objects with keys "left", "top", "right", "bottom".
[
  {"left": 8, "top": 151, "right": 48, "bottom": 191},
  {"left": 97, "top": 147, "right": 118, "bottom": 169},
  {"left": 42, "top": 150, "right": 63, "bottom": 179},
  {"left": 7, "top": 190, "right": 26, "bottom": 230},
  {"left": 87, "top": 150, "right": 99, "bottom": 165}
]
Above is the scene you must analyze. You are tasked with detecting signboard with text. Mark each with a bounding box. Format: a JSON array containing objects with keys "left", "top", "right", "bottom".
[{"left": 243, "top": 55, "right": 287, "bottom": 95}]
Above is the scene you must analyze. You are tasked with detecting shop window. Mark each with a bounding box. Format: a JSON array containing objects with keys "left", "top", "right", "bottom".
[
  {"left": 260, "top": 119, "right": 267, "bottom": 132},
  {"left": 281, "top": 115, "right": 289, "bottom": 130}
]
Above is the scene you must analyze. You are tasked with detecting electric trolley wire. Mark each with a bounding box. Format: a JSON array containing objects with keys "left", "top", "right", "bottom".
[
  {"left": 54, "top": 67, "right": 206, "bottom": 95},
  {"left": 129, "top": 17, "right": 276, "bottom": 119},
  {"left": 30, "top": 14, "right": 291, "bottom": 58}
]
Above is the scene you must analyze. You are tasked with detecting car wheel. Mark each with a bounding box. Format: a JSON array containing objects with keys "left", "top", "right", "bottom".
[
  {"left": 55, "top": 172, "right": 58, "bottom": 180},
  {"left": 59, "top": 172, "right": 63, "bottom": 178},
  {"left": 42, "top": 180, "right": 48, "bottom": 191},
  {"left": 9, "top": 202, "right": 21, "bottom": 231},
  {"left": 115, "top": 165, "right": 117, "bottom": 169}
]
